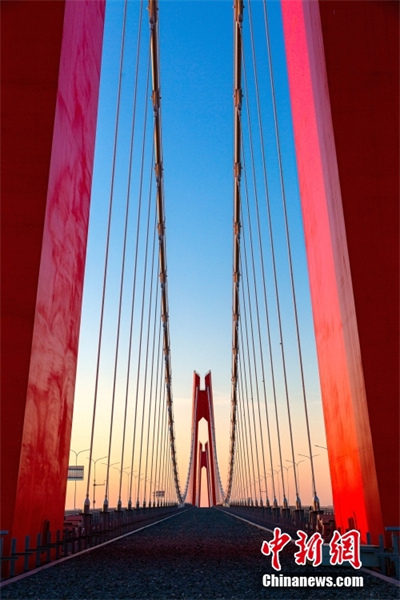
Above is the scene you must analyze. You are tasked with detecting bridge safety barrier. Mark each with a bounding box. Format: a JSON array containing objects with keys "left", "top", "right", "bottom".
[
  {"left": 0, "top": 504, "right": 182, "bottom": 580},
  {"left": 222, "top": 506, "right": 399, "bottom": 579}
]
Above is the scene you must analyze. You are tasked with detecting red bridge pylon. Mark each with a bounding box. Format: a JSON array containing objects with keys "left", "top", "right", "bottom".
[{"left": 186, "top": 372, "right": 223, "bottom": 507}]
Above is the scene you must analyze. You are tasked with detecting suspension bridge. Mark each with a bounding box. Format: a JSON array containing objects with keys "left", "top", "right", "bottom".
[{"left": 1, "top": 0, "right": 399, "bottom": 596}]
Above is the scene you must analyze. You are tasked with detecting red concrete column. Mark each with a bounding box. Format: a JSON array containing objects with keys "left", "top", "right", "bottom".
[
  {"left": 1, "top": 0, "right": 105, "bottom": 569},
  {"left": 281, "top": 0, "right": 399, "bottom": 543}
]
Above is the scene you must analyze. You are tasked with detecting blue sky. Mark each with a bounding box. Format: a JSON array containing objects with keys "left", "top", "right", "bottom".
[{"left": 68, "top": 0, "right": 331, "bottom": 510}]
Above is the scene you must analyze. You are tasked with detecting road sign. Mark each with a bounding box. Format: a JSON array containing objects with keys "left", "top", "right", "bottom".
[{"left": 68, "top": 466, "right": 84, "bottom": 480}]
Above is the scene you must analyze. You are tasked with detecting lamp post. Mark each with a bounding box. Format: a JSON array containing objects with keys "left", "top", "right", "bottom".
[
  {"left": 138, "top": 475, "right": 151, "bottom": 508},
  {"left": 102, "top": 462, "right": 118, "bottom": 510},
  {"left": 270, "top": 469, "right": 281, "bottom": 506},
  {"left": 129, "top": 471, "right": 139, "bottom": 509},
  {"left": 88, "top": 455, "right": 107, "bottom": 509},
  {"left": 69, "top": 448, "right": 89, "bottom": 511},
  {"left": 298, "top": 453, "right": 320, "bottom": 510},
  {"left": 279, "top": 464, "right": 292, "bottom": 506},
  {"left": 257, "top": 475, "right": 270, "bottom": 507},
  {"left": 113, "top": 467, "right": 130, "bottom": 509},
  {"left": 286, "top": 458, "right": 304, "bottom": 508}
]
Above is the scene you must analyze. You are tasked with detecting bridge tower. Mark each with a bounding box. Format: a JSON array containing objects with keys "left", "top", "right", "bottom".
[
  {"left": 1, "top": 0, "right": 105, "bottom": 572},
  {"left": 281, "top": 1, "right": 399, "bottom": 544},
  {"left": 186, "top": 372, "right": 221, "bottom": 507}
]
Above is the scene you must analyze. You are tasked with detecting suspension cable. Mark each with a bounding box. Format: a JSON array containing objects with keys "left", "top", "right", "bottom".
[
  {"left": 240, "top": 205, "right": 269, "bottom": 506},
  {"left": 103, "top": 2, "right": 147, "bottom": 509},
  {"left": 261, "top": 0, "right": 319, "bottom": 509},
  {"left": 225, "top": 0, "right": 244, "bottom": 506},
  {"left": 128, "top": 55, "right": 153, "bottom": 505},
  {"left": 153, "top": 343, "right": 165, "bottom": 506},
  {"left": 148, "top": 0, "right": 182, "bottom": 504},
  {"left": 85, "top": 0, "right": 128, "bottom": 510},
  {"left": 239, "top": 250, "right": 263, "bottom": 504},
  {"left": 245, "top": 0, "right": 299, "bottom": 508},
  {"left": 241, "top": 137, "right": 275, "bottom": 506},
  {"left": 236, "top": 371, "right": 249, "bottom": 504},
  {"left": 116, "top": 0, "right": 145, "bottom": 508},
  {"left": 143, "top": 228, "right": 160, "bottom": 506},
  {"left": 238, "top": 346, "right": 258, "bottom": 504},
  {"left": 136, "top": 201, "right": 158, "bottom": 507},
  {"left": 148, "top": 307, "right": 163, "bottom": 505}
]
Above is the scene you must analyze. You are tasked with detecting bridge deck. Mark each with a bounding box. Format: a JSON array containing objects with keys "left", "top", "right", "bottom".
[{"left": 1, "top": 508, "right": 398, "bottom": 599}]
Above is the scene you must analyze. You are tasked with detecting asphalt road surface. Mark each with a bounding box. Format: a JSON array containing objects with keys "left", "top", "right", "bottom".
[{"left": 1, "top": 507, "right": 399, "bottom": 599}]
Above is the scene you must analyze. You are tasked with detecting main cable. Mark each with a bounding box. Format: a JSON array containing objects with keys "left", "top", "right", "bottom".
[{"left": 225, "top": 0, "right": 244, "bottom": 506}]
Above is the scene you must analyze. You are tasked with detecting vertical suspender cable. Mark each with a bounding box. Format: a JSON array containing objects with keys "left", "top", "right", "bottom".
[
  {"left": 237, "top": 378, "right": 251, "bottom": 503},
  {"left": 136, "top": 184, "right": 157, "bottom": 507},
  {"left": 245, "top": 0, "right": 299, "bottom": 509},
  {"left": 237, "top": 413, "right": 251, "bottom": 503},
  {"left": 103, "top": 1, "right": 146, "bottom": 510},
  {"left": 261, "top": 0, "right": 319, "bottom": 509},
  {"left": 148, "top": 313, "right": 163, "bottom": 505},
  {"left": 85, "top": 0, "right": 128, "bottom": 511},
  {"left": 128, "top": 57, "right": 152, "bottom": 506},
  {"left": 148, "top": 0, "right": 182, "bottom": 504},
  {"left": 240, "top": 209, "right": 270, "bottom": 506},
  {"left": 241, "top": 54, "right": 281, "bottom": 506},
  {"left": 153, "top": 346, "right": 164, "bottom": 505},
  {"left": 238, "top": 350, "right": 257, "bottom": 503},
  {"left": 159, "top": 390, "right": 168, "bottom": 503},
  {"left": 143, "top": 228, "right": 160, "bottom": 506},
  {"left": 239, "top": 251, "right": 263, "bottom": 503},
  {"left": 116, "top": 0, "right": 145, "bottom": 509},
  {"left": 241, "top": 139, "right": 275, "bottom": 506}
]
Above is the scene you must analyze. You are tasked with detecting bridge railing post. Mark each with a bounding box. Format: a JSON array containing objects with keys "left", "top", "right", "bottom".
[
  {"left": 82, "top": 512, "right": 92, "bottom": 538},
  {"left": 272, "top": 507, "right": 280, "bottom": 523},
  {"left": 281, "top": 508, "right": 291, "bottom": 522}
]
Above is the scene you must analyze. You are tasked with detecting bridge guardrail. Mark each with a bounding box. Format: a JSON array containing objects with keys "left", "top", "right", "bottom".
[
  {"left": 0, "top": 504, "right": 182, "bottom": 581},
  {"left": 222, "top": 505, "right": 399, "bottom": 579}
]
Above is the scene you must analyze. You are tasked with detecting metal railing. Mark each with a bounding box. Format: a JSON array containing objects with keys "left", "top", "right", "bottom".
[{"left": 1, "top": 504, "right": 182, "bottom": 580}]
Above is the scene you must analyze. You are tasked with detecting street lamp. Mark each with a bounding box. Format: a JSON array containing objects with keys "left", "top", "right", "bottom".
[
  {"left": 298, "top": 453, "right": 319, "bottom": 461},
  {"left": 298, "top": 453, "right": 320, "bottom": 510},
  {"left": 88, "top": 455, "right": 107, "bottom": 509},
  {"left": 257, "top": 475, "right": 271, "bottom": 507},
  {"left": 286, "top": 459, "right": 304, "bottom": 508},
  {"left": 279, "top": 464, "right": 292, "bottom": 506},
  {"left": 69, "top": 448, "right": 89, "bottom": 511},
  {"left": 269, "top": 469, "right": 281, "bottom": 507},
  {"left": 102, "top": 462, "right": 118, "bottom": 510},
  {"left": 128, "top": 471, "right": 139, "bottom": 509},
  {"left": 315, "top": 444, "right": 327, "bottom": 450},
  {"left": 138, "top": 475, "right": 151, "bottom": 508},
  {"left": 113, "top": 466, "right": 130, "bottom": 509}
]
